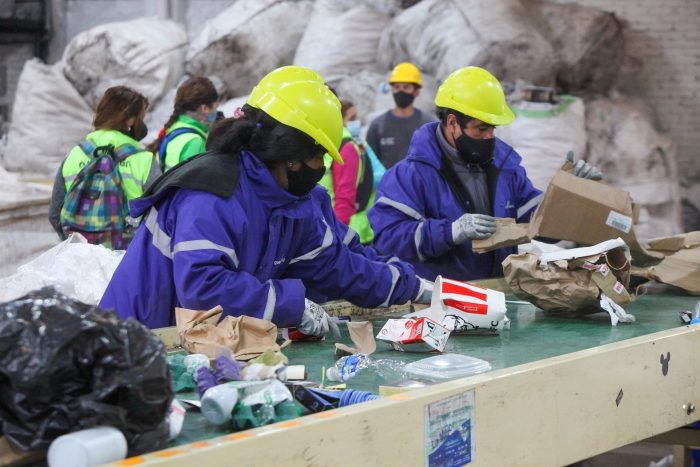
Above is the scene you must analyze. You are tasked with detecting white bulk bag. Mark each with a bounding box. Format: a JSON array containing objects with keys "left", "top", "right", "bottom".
[
  {"left": 585, "top": 97, "right": 682, "bottom": 241},
  {"left": 496, "top": 95, "right": 587, "bottom": 192},
  {"left": 63, "top": 17, "right": 188, "bottom": 108},
  {"left": 293, "top": 0, "right": 390, "bottom": 80},
  {"left": 186, "top": 0, "right": 313, "bottom": 97},
  {"left": 4, "top": 59, "right": 93, "bottom": 176},
  {"left": 377, "top": 0, "right": 557, "bottom": 83}
]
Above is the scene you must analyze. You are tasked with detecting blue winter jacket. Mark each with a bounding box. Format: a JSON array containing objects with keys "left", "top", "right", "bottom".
[
  {"left": 368, "top": 122, "right": 542, "bottom": 282},
  {"left": 99, "top": 150, "right": 420, "bottom": 329}
]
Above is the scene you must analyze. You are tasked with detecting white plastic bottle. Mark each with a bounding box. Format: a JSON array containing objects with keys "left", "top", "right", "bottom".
[
  {"left": 325, "top": 354, "right": 368, "bottom": 382},
  {"left": 47, "top": 426, "right": 127, "bottom": 467},
  {"left": 200, "top": 384, "right": 239, "bottom": 425}
]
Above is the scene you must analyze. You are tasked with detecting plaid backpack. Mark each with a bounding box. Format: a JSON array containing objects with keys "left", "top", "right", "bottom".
[{"left": 60, "top": 139, "right": 142, "bottom": 249}]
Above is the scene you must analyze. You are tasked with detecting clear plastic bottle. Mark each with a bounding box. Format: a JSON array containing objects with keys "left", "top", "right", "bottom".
[{"left": 325, "top": 354, "right": 369, "bottom": 382}]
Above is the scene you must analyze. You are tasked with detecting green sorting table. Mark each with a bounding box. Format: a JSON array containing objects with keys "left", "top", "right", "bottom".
[{"left": 113, "top": 290, "right": 700, "bottom": 467}]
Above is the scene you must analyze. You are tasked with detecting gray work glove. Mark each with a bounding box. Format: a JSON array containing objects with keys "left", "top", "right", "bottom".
[
  {"left": 451, "top": 213, "right": 497, "bottom": 244},
  {"left": 413, "top": 277, "right": 434, "bottom": 305},
  {"left": 567, "top": 151, "right": 602, "bottom": 180},
  {"left": 298, "top": 299, "right": 340, "bottom": 339}
]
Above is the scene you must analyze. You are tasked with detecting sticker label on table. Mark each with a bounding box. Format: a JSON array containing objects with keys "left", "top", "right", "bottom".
[{"left": 425, "top": 389, "right": 474, "bottom": 466}]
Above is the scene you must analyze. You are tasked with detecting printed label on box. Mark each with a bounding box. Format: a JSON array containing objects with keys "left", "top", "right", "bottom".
[
  {"left": 606, "top": 210, "right": 633, "bottom": 234},
  {"left": 425, "top": 390, "right": 474, "bottom": 466},
  {"left": 613, "top": 281, "right": 624, "bottom": 294},
  {"left": 599, "top": 264, "right": 610, "bottom": 277},
  {"left": 581, "top": 262, "right": 598, "bottom": 271}
]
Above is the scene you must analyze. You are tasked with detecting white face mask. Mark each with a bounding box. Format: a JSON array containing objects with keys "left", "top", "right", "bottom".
[{"left": 346, "top": 120, "right": 361, "bottom": 138}]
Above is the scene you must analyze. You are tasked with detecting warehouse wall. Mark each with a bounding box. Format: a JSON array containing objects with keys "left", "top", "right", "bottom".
[{"left": 545, "top": 0, "right": 700, "bottom": 229}]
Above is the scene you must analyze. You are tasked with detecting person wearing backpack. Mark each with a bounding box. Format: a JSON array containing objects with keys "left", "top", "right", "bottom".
[
  {"left": 48, "top": 86, "right": 161, "bottom": 249},
  {"left": 99, "top": 66, "right": 433, "bottom": 334},
  {"left": 149, "top": 76, "right": 220, "bottom": 172},
  {"left": 319, "top": 100, "right": 383, "bottom": 245}
]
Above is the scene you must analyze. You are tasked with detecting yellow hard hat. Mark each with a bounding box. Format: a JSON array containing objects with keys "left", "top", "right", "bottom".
[
  {"left": 388, "top": 62, "right": 422, "bottom": 86},
  {"left": 247, "top": 66, "right": 344, "bottom": 164},
  {"left": 434, "top": 66, "right": 514, "bottom": 126}
]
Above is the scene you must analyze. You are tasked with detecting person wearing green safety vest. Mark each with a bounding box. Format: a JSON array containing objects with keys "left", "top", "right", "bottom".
[
  {"left": 48, "top": 85, "right": 161, "bottom": 245},
  {"left": 148, "top": 76, "right": 220, "bottom": 172},
  {"left": 319, "top": 100, "right": 381, "bottom": 244}
]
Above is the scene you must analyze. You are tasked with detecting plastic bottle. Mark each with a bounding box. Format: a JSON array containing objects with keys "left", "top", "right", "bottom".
[
  {"left": 690, "top": 301, "right": 700, "bottom": 325},
  {"left": 47, "top": 426, "right": 127, "bottom": 467},
  {"left": 325, "top": 354, "right": 368, "bottom": 382},
  {"left": 200, "top": 384, "right": 239, "bottom": 425}
]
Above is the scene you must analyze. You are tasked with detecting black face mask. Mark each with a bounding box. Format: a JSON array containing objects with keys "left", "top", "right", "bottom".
[
  {"left": 287, "top": 162, "right": 325, "bottom": 196},
  {"left": 129, "top": 121, "right": 148, "bottom": 141},
  {"left": 454, "top": 132, "right": 495, "bottom": 165},
  {"left": 393, "top": 91, "right": 415, "bottom": 109}
]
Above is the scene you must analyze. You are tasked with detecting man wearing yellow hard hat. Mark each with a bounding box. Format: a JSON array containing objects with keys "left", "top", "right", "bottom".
[
  {"left": 368, "top": 66, "right": 602, "bottom": 282},
  {"left": 100, "top": 66, "right": 433, "bottom": 337},
  {"left": 366, "top": 62, "right": 435, "bottom": 169}
]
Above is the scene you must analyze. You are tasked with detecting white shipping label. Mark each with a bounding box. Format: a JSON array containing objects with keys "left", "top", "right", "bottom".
[
  {"left": 599, "top": 264, "right": 610, "bottom": 277},
  {"left": 614, "top": 282, "right": 624, "bottom": 294},
  {"left": 606, "top": 210, "right": 633, "bottom": 234}
]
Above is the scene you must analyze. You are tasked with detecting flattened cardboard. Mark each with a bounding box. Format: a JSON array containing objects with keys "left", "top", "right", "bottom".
[
  {"left": 472, "top": 218, "right": 531, "bottom": 253},
  {"left": 634, "top": 231, "right": 700, "bottom": 294}
]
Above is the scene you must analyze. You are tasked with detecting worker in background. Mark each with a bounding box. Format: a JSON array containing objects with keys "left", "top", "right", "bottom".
[
  {"left": 366, "top": 62, "right": 435, "bottom": 169},
  {"left": 319, "top": 100, "right": 380, "bottom": 244},
  {"left": 149, "top": 76, "right": 220, "bottom": 172},
  {"left": 48, "top": 86, "right": 160, "bottom": 249},
  {"left": 100, "top": 66, "right": 433, "bottom": 336},
  {"left": 368, "top": 66, "right": 602, "bottom": 282}
]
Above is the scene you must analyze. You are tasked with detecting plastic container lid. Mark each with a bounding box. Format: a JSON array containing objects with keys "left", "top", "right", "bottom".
[{"left": 403, "top": 354, "right": 492, "bottom": 383}]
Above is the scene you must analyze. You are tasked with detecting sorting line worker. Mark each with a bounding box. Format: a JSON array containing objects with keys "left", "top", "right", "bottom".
[
  {"left": 368, "top": 66, "right": 602, "bottom": 282},
  {"left": 366, "top": 62, "right": 435, "bottom": 170},
  {"left": 148, "top": 76, "right": 220, "bottom": 172},
  {"left": 99, "top": 66, "right": 433, "bottom": 337}
]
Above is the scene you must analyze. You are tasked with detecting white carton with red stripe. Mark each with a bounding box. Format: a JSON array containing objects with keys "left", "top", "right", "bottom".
[
  {"left": 376, "top": 317, "right": 450, "bottom": 353},
  {"left": 432, "top": 276, "right": 508, "bottom": 334}
]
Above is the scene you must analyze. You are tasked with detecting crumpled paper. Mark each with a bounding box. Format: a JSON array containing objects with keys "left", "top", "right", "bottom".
[{"left": 175, "top": 306, "right": 289, "bottom": 360}]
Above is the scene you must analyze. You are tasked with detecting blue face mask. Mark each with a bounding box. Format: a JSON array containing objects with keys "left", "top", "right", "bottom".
[
  {"left": 205, "top": 111, "right": 218, "bottom": 123},
  {"left": 346, "top": 120, "right": 361, "bottom": 138}
]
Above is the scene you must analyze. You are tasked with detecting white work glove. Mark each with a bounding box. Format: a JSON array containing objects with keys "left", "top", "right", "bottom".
[
  {"left": 298, "top": 299, "right": 340, "bottom": 339},
  {"left": 413, "top": 277, "right": 434, "bottom": 305},
  {"left": 451, "top": 213, "right": 497, "bottom": 244},
  {"left": 567, "top": 151, "right": 602, "bottom": 180}
]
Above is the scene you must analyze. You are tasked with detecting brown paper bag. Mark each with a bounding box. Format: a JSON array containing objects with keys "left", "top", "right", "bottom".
[
  {"left": 503, "top": 244, "right": 632, "bottom": 314},
  {"left": 175, "top": 306, "right": 284, "bottom": 360}
]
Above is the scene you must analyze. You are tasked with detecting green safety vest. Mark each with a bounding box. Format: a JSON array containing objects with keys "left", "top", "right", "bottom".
[
  {"left": 62, "top": 129, "right": 155, "bottom": 201},
  {"left": 162, "top": 115, "right": 208, "bottom": 172},
  {"left": 320, "top": 127, "right": 376, "bottom": 244}
]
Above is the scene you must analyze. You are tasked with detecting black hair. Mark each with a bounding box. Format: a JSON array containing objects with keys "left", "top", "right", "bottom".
[
  {"left": 436, "top": 107, "right": 474, "bottom": 128},
  {"left": 206, "top": 104, "right": 324, "bottom": 165}
]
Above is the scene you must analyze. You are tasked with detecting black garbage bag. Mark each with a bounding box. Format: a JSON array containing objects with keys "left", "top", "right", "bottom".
[{"left": 0, "top": 287, "right": 173, "bottom": 454}]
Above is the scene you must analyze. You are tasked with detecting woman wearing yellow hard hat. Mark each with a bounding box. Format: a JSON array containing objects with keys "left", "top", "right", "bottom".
[
  {"left": 100, "top": 66, "right": 433, "bottom": 338},
  {"left": 369, "top": 66, "right": 603, "bottom": 282}
]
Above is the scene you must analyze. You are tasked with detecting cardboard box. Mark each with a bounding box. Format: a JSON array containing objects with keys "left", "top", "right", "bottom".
[
  {"left": 376, "top": 318, "right": 450, "bottom": 353},
  {"left": 528, "top": 164, "right": 663, "bottom": 266}
]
